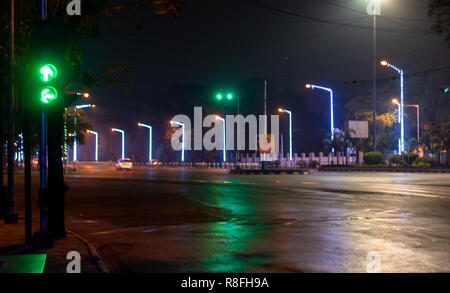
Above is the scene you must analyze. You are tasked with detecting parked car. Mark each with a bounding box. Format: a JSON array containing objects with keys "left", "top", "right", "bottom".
[{"left": 116, "top": 158, "right": 133, "bottom": 171}]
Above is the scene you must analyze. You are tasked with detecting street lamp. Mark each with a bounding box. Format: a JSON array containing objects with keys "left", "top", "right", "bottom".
[
  {"left": 73, "top": 104, "right": 96, "bottom": 162},
  {"left": 278, "top": 108, "right": 293, "bottom": 161},
  {"left": 138, "top": 123, "right": 153, "bottom": 162},
  {"left": 86, "top": 130, "right": 99, "bottom": 161},
  {"left": 305, "top": 83, "right": 335, "bottom": 142},
  {"left": 170, "top": 121, "right": 185, "bottom": 162},
  {"left": 381, "top": 59, "right": 405, "bottom": 153},
  {"left": 112, "top": 128, "right": 125, "bottom": 159},
  {"left": 216, "top": 116, "right": 226, "bottom": 162},
  {"left": 392, "top": 99, "right": 401, "bottom": 155},
  {"left": 406, "top": 104, "right": 420, "bottom": 143}
]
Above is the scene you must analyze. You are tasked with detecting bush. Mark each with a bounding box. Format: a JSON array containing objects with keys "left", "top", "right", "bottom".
[
  {"left": 363, "top": 152, "right": 384, "bottom": 165},
  {"left": 402, "top": 152, "right": 419, "bottom": 165},
  {"left": 414, "top": 157, "right": 438, "bottom": 167},
  {"left": 389, "top": 155, "right": 403, "bottom": 165}
]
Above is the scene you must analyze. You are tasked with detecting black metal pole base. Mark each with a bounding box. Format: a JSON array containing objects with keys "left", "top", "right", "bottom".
[
  {"left": 4, "top": 212, "right": 18, "bottom": 224},
  {"left": 32, "top": 230, "right": 53, "bottom": 250}
]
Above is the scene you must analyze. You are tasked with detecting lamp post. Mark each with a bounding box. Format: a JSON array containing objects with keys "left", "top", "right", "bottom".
[
  {"left": 112, "top": 128, "right": 125, "bottom": 159},
  {"left": 278, "top": 108, "right": 293, "bottom": 161},
  {"left": 381, "top": 60, "right": 405, "bottom": 153},
  {"left": 86, "top": 130, "right": 99, "bottom": 161},
  {"left": 306, "top": 84, "right": 335, "bottom": 152},
  {"left": 73, "top": 104, "right": 96, "bottom": 162},
  {"left": 138, "top": 123, "right": 153, "bottom": 163},
  {"left": 170, "top": 121, "right": 185, "bottom": 162},
  {"left": 406, "top": 104, "right": 420, "bottom": 143},
  {"left": 392, "top": 99, "right": 401, "bottom": 155},
  {"left": 215, "top": 116, "right": 226, "bottom": 162},
  {"left": 367, "top": 0, "right": 382, "bottom": 151}
]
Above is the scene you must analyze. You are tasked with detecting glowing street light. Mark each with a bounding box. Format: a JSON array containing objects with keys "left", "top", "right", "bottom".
[
  {"left": 73, "top": 104, "right": 96, "bottom": 162},
  {"left": 138, "top": 123, "right": 153, "bottom": 162},
  {"left": 86, "top": 130, "right": 99, "bottom": 161},
  {"left": 279, "top": 108, "right": 293, "bottom": 161},
  {"left": 392, "top": 98, "right": 401, "bottom": 154},
  {"left": 112, "top": 128, "right": 125, "bottom": 159},
  {"left": 381, "top": 59, "right": 405, "bottom": 153},
  {"left": 170, "top": 121, "right": 185, "bottom": 162},
  {"left": 215, "top": 116, "right": 227, "bottom": 162},
  {"left": 305, "top": 83, "right": 335, "bottom": 144}
]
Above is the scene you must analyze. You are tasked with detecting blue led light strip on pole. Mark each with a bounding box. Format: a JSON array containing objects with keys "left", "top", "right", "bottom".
[
  {"left": 216, "top": 116, "right": 226, "bottom": 162},
  {"left": 171, "top": 121, "right": 185, "bottom": 162},
  {"left": 112, "top": 128, "right": 125, "bottom": 159},
  {"left": 138, "top": 123, "right": 153, "bottom": 162}
]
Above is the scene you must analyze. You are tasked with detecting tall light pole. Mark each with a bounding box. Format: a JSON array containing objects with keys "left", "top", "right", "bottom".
[
  {"left": 216, "top": 116, "right": 226, "bottom": 162},
  {"left": 392, "top": 99, "right": 401, "bottom": 155},
  {"left": 278, "top": 108, "right": 293, "bottom": 161},
  {"left": 138, "top": 123, "right": 153, "bottom": 162},
  {"left": 382, "top": 60, "right": 405, "bottom": 153},
  {"left": 170, "top": 121, "right": 185, "bottom": 162},
  {"left": 73, "top": 104, "right": 96, "bottom": 162},
  {"left": 86, "top": 130, "right": 99, "bottom": 161},
  {"left": 112, "top": 128, "right": 125, "bottom": 159},
  {"left": 306, "top": 84, "right": 335, "bottom": 147},
  {"left": 406, "top": 104, "right": 420, "bottom": 143},
  {"left": 367, "top": 0, "right": 381, "bottom": 151}
]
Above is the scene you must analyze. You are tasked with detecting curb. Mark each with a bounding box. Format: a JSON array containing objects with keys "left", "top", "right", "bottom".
[
  {"left": 230, "top": 169, "right": 310, "bottom": 175},
  {"left": 67, "top": 230, "right": 110, "bottom": 273},
  {"left": 318, "top": 167, "right": 450, "bottom": 173}
]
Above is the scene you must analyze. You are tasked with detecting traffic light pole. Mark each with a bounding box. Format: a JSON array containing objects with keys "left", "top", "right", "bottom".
[{"left": 32, "top": 0, "right": 53, "bottom": 249}]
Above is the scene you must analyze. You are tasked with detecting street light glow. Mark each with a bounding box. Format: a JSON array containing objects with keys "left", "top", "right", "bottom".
[
  {"left": 171, "top": 121, "right": 185, "bottom": 162},
  {"left": 381, "top": 60, "right": 405, "bottom": 152},
  {"left": 112, "top": 128, "right": 126, "bottom": 159},
  {"left": 305, "top": 84, "right": 312, "bottom": 89},
  {"left": 216, "top": 115, "right": 226, "bottom": 162},
  {"left": 86, "top": 130, "right": 99, "bottom": 161},
  {"left": 279, "top": 108, "right": 293, "bottom": 161},
  {"left": 138, "top": 123, "right": 153, "bottom": 162},
  {"left": 305, "top": 84, "right": 335, "bottom": 150}
]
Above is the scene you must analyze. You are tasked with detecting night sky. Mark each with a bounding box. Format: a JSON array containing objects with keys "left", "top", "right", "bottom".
[{"left": 76, "top": 0, "right": 450, "bottom": 162}]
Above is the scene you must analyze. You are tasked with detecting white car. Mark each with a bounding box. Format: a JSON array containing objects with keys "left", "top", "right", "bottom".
[{"left": 116, "top": 158, "right": 133, "bottom": 171}]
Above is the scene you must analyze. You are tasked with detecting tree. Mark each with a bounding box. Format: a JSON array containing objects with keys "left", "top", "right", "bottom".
[{"left": 429, "top": 0, "right": 450, "bottom": 46}]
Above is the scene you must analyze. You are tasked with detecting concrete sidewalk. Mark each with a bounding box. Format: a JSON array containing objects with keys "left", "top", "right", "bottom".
[{"left": 0, "top": 219, "right": 103, "bottom": 273}]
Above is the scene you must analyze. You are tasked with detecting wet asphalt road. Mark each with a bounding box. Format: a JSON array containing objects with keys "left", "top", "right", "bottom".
[{"left": 57, "top": 166, "right": 450, "bottom": 273}]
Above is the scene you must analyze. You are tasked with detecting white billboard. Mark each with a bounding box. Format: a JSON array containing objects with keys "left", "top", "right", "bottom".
[{"left": 348, "top": 121, "right": 369, "bottom": 139}]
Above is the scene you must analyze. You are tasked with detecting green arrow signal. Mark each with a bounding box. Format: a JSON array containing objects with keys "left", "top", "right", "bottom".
[
  {"left": 40, "top": 64, "right": 58, "bottom": 82},
  {"left": 41, "top": 86, "right": 58, "bottom": 104}
]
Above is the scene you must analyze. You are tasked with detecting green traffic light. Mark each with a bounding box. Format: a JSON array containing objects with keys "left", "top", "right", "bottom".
[
  {"left": 445, "top": 88, "right": 449, "bottom": 93},
  {"left": 40, "top": 64, "right": 58, "bottom": 82},
  {"left": 227, "top": 93, "right": 233, "bottom": 100},
  {"left": 40, "top": 86, "right": 58, "bottom": 104},
  {"left": 217, "top": 94, "right": 223, "bottom": 100}
]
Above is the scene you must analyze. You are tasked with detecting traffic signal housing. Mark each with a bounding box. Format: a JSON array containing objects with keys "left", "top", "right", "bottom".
[{"left": 39, "top": 63, "right": 59, "bottom": 105}]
